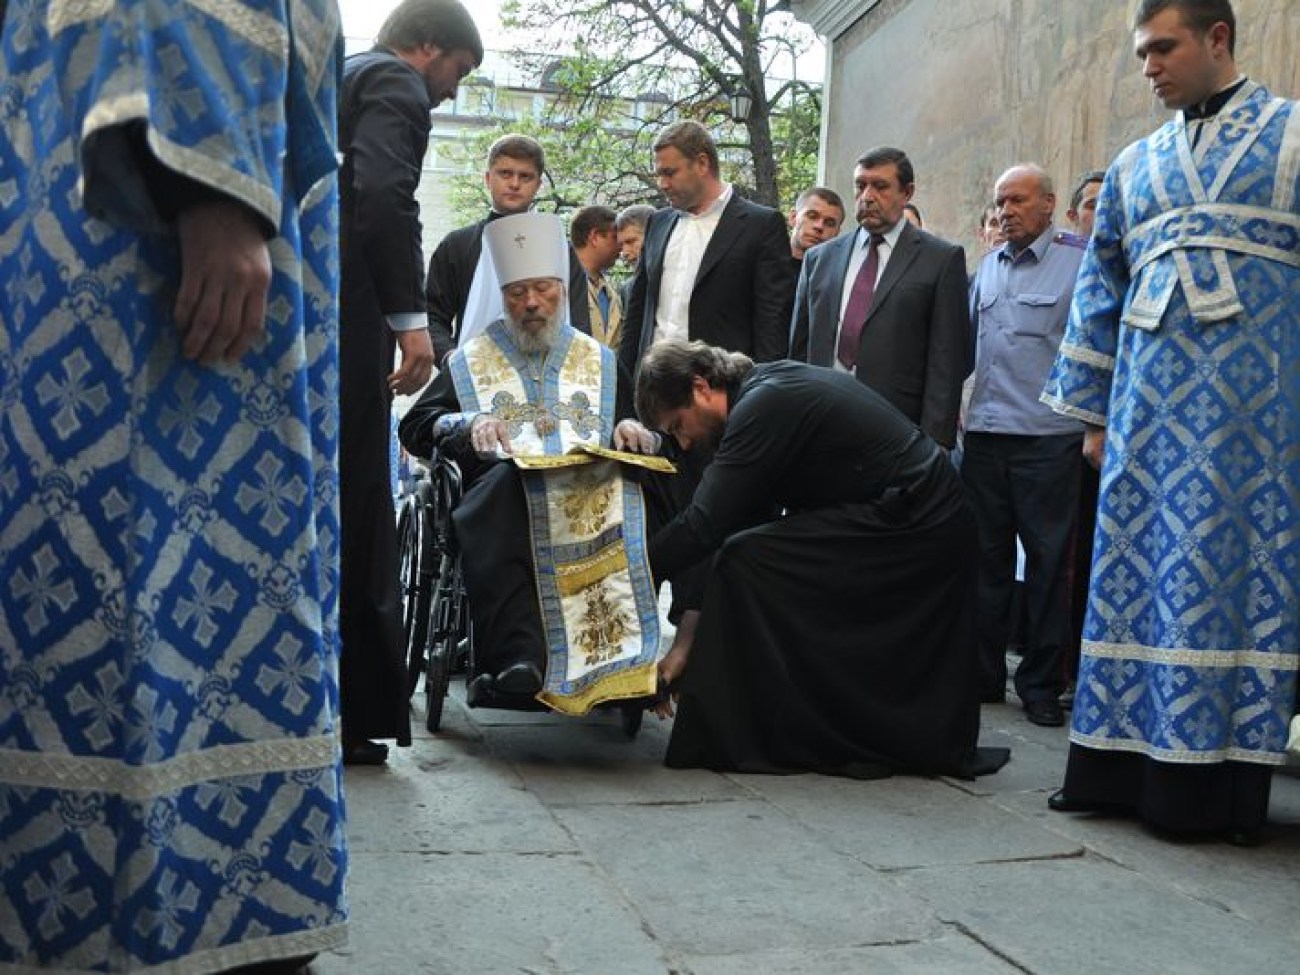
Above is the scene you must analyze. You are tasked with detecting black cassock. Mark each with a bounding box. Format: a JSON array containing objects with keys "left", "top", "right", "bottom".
[
  {"left": 651, "top": 361, "right": 1007, "bottom": 779},
  {"left": 336, "top": 49, "right": 430, "bottom": 744},
  {"left": 425, "top": 216, "right": 591, "bottom": 363}
]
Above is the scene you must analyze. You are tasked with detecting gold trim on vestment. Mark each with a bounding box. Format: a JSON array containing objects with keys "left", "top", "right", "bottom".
[
  {"left": 537, "top": 659, "right": 658, "bottom": 717},
  {"left": 555, "top": 544, "right": 629, "bottom": 597}
]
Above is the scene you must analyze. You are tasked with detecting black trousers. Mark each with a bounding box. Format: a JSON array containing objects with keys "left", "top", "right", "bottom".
[{"left": 962, "top": 432, "right": 1081, "bottom": 703}]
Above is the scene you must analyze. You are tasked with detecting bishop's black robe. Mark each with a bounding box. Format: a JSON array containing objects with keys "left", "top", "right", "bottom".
[
  {"left": 337, "top": 48, "right": 428, "bottom": 744},
  {"left": 651, "top": 361, "right": 1008, "bottom": 779},
  {"left": 426, "top": 216, "right": 591, "bottom": 363}
]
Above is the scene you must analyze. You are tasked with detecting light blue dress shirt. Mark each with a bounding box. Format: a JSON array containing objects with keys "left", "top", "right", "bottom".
[{"left": 966, "top": 226, "right": 1086, "bottom": 436}]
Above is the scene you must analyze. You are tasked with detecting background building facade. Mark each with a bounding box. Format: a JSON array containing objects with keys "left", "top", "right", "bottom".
[{"left": 792, "top": 0, "right": 1298, "bottom": 256}]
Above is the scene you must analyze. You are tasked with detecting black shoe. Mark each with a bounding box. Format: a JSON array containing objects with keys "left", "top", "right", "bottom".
[
  {"left": 221, "top": 954, "right": 317, "bottom": 974},
  {"left": 979, "top": 690, "right": 1007, "bottom": 704},
  {"left": 466, "top": 672, "right": 495, "bottom": 707},
  {"left": 1024, "top": 699, "right": 1065, "bottom": 727},
  {"left": 342, "top": 739, "right": 388, "bottom": 766},
  {"left": 1224, "top": 826, "right": 1263, "bottom": 848},
  {"left": 1047, "top": 788, "right": 1091, "bottom": 812},
  {"left": 494, "top": 661, "right": 543, "bottom": 695}
]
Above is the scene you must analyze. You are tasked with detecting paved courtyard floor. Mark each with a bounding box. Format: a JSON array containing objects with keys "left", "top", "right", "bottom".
[{"left": 314, "top": 678, "right": 1299, "bottom": 974}]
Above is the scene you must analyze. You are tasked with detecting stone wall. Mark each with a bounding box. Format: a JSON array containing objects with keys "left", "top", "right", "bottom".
[{"left": 805, "top": 0, "right": 1297, "bottom": 262}]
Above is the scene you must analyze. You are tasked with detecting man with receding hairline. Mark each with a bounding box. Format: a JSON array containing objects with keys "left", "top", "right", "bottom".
[
  {"left": 789, "top": 146, "right": 970, "bottom": 449},
  {"left": 1042, "top": 0, "right": 1300, "bottom": 844},
  {"left": 965, "top": 163, "right": 1086, "bottom": 729}
]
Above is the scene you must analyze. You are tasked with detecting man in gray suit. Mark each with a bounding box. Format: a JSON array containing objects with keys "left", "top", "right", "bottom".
[{"left": 789, "top": 147, "right": 970, "bottom": 448}]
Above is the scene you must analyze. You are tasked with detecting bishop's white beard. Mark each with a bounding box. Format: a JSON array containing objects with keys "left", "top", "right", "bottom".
[{"left": 506, "top": 312, "right": 562, "bottom": 355}]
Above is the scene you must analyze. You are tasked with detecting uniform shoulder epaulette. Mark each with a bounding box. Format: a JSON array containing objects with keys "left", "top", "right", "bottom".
[{"left": 1053, "top": 230, "right": 1088, "bottom": 249}]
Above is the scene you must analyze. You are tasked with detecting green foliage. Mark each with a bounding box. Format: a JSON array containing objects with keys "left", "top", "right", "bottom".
[{"left": 448, "top": 0, "right": 822, "bottom": 222}]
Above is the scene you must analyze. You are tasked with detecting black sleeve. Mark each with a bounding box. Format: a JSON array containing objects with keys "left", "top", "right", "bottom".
[
  {"left": 649, "top": 383, "right": 795, "bottom": 579},
  {"left": 750, "top": 208, "right": 796, "bottom": 362},
  {"left": 568, "top": 246, "right": 592, "bottom": 334},
  {"left": 614, "top": 359, "right": 636, "bottom": 423},
  {"left": 618, "top": 257, "right": 648, "bottom": 379},
  {"left": 788, "top": 254, "right": 813, "bottom": 360},
  {"left": 398, "top": 367, "right": 465, "bottom": 461},
  {"left": 343, "top": 61, "right": 430, "bottom": 316},
  {"left": 426, "top": 239, "right": 459, "bottom": 363}
]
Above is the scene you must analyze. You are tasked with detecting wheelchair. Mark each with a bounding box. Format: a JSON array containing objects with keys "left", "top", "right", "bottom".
[
  {"left": 395, "top": 451, "right": 466, "bottom": 733},
  {"left": 396, "top": 449, "right": 645, "bottom": 739}
]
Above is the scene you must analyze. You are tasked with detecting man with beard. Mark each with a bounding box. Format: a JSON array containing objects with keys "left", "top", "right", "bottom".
[
  {"left": 401, "top": 213, "right": 668, "bottom": 708},
  {"left": 638, "top": 341, "right": 1008, "bottom": 780}
]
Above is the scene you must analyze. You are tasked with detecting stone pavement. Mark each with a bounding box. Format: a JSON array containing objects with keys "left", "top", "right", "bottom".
[{"left": 316, "top": 686, "right": 1300, "bottom": 975}]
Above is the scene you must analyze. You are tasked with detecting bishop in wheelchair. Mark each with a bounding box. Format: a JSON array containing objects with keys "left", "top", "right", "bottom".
[{"left": 399, "top": 212, "right": 672, "bottom": 713}]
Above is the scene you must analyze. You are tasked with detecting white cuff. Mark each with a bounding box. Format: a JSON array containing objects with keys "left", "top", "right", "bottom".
[{"left": 386, "top": 313, "right": 426, "bottom": 332}]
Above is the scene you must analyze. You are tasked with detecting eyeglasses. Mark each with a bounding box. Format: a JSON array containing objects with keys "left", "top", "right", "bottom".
[{"left": 503, "top": 279, "right": 560, "bottom": 301}]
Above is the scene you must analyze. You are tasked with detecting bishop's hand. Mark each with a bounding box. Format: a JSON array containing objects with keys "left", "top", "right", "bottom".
[
  {"left": 613, "top": 419, "right": 661, "bottom": 454},
  {"left": 469, "top": 414, "right": 512, "bottom": 458}
]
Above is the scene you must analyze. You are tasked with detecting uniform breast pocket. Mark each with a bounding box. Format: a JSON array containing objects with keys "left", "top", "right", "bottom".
[{"left": 1009, "top": 292, "right": 1060, "bottom": 336}]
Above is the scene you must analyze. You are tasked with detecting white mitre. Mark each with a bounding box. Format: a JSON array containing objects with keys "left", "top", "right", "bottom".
[{"left": 483, "top": 210, "right": 567, "bottom": 286}]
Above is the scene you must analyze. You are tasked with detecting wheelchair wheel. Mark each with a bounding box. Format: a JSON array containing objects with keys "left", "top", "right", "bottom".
[
  {"left": 396, "top": 497, "right": 424, "bottom": 699},
  {"left": 424, "top": 549, "right": 460, "bottom": 732},
  {"left": 402, "top": 485, "right": 440, "bottom": 701},
  {"left": 424, "top": 637, "right": 452, "bottom": 733},
  {"left": 619, "top": 701, "right": 643, "bottom": 740}
]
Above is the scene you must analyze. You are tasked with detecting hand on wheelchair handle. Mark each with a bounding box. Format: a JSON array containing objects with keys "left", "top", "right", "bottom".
[
  {"left": 613, "top": 419, "right": 661, "bottom": 455},
  {"left": 469, "top": 414, "right": 513, "bottom": 458}
]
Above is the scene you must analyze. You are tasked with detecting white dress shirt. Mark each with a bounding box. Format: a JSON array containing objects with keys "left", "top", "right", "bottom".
[{"left": 653, "top": 184, "right": 733, "bottom": 346}]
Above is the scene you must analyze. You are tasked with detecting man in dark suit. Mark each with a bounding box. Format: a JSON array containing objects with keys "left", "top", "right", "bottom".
[
  {"left": 338, "top": 0, "right": 482, "bottom": 765},
  {"left": 618, "top": 119, "right": 794, "bottom": 666},
  {"left": 789, "top": 147, "right": 970, "bottom": 448},
  {"left": 618, "top": 120, "right": 794, "bottom": 378}
]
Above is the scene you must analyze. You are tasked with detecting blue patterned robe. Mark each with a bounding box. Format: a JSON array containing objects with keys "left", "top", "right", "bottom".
[
  {"left": 1042, "top": 81, "right": 1300, "bottom": 768},
  {"left": 0, "top": 2, "right": 347, "bottom": 971}
]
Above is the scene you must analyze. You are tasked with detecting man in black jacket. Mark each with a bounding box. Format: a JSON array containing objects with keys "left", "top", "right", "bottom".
[
  {"left": 337, "top": 0, "right": 482, "bottom": 765},
  {"left": 618, "top": 121, "right": 794, "bottom": 377},
  {"left": 425, "top": 135, "right": 590, "bottom": 362}
]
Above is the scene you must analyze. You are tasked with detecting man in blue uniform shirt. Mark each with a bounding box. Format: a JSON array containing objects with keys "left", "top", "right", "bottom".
[{"left": 964, "top": 164, "right": 1087, "bottom": 727}]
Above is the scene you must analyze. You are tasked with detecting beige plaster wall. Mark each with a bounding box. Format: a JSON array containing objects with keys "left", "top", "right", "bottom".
[{"left": 819, "top": 0, "right": 1298, "bottom": 263}]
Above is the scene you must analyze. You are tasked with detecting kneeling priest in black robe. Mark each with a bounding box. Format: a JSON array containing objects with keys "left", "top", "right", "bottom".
[{"left": 639, "top": 341, "right": 1009, "bottom": 779}]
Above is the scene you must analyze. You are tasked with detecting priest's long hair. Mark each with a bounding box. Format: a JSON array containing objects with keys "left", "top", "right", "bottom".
[{"left": 635, "top": 340, "right": 753, "bottom": 426}]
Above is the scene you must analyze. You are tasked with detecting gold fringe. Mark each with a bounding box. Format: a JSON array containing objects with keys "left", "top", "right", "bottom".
[{"left": 538, "top": 660, "right": 659, "bottom": 716}]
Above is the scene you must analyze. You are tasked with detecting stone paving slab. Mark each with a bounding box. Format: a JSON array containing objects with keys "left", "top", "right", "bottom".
[
  {"left": 485, "top": 719, "right": 751, "bottom": 807},
  {"left": 679, "top": 935, "right": 1025, "bottom": 975},
  {"left": 996, "top": 786, "right": 1300, "bottom": 936},
  {"left": 343, "top": 746, "right": 576, "bottom": 855},
  {"left": 553, "top": 799, "right": 944, "bottom": 957},
  {"left": 901, "top": 854, "right": 1295, "bottom": 975},
  {"left": 313, "top": 852, "right": 670, "bottom": 975},
  {"left": 736, "top": 772, "right": 1083, "bottom": 870}
]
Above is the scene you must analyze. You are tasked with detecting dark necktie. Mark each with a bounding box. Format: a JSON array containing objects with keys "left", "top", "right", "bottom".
[{"left": 837, "top": 233, "right": 883, "bottom": 370}]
